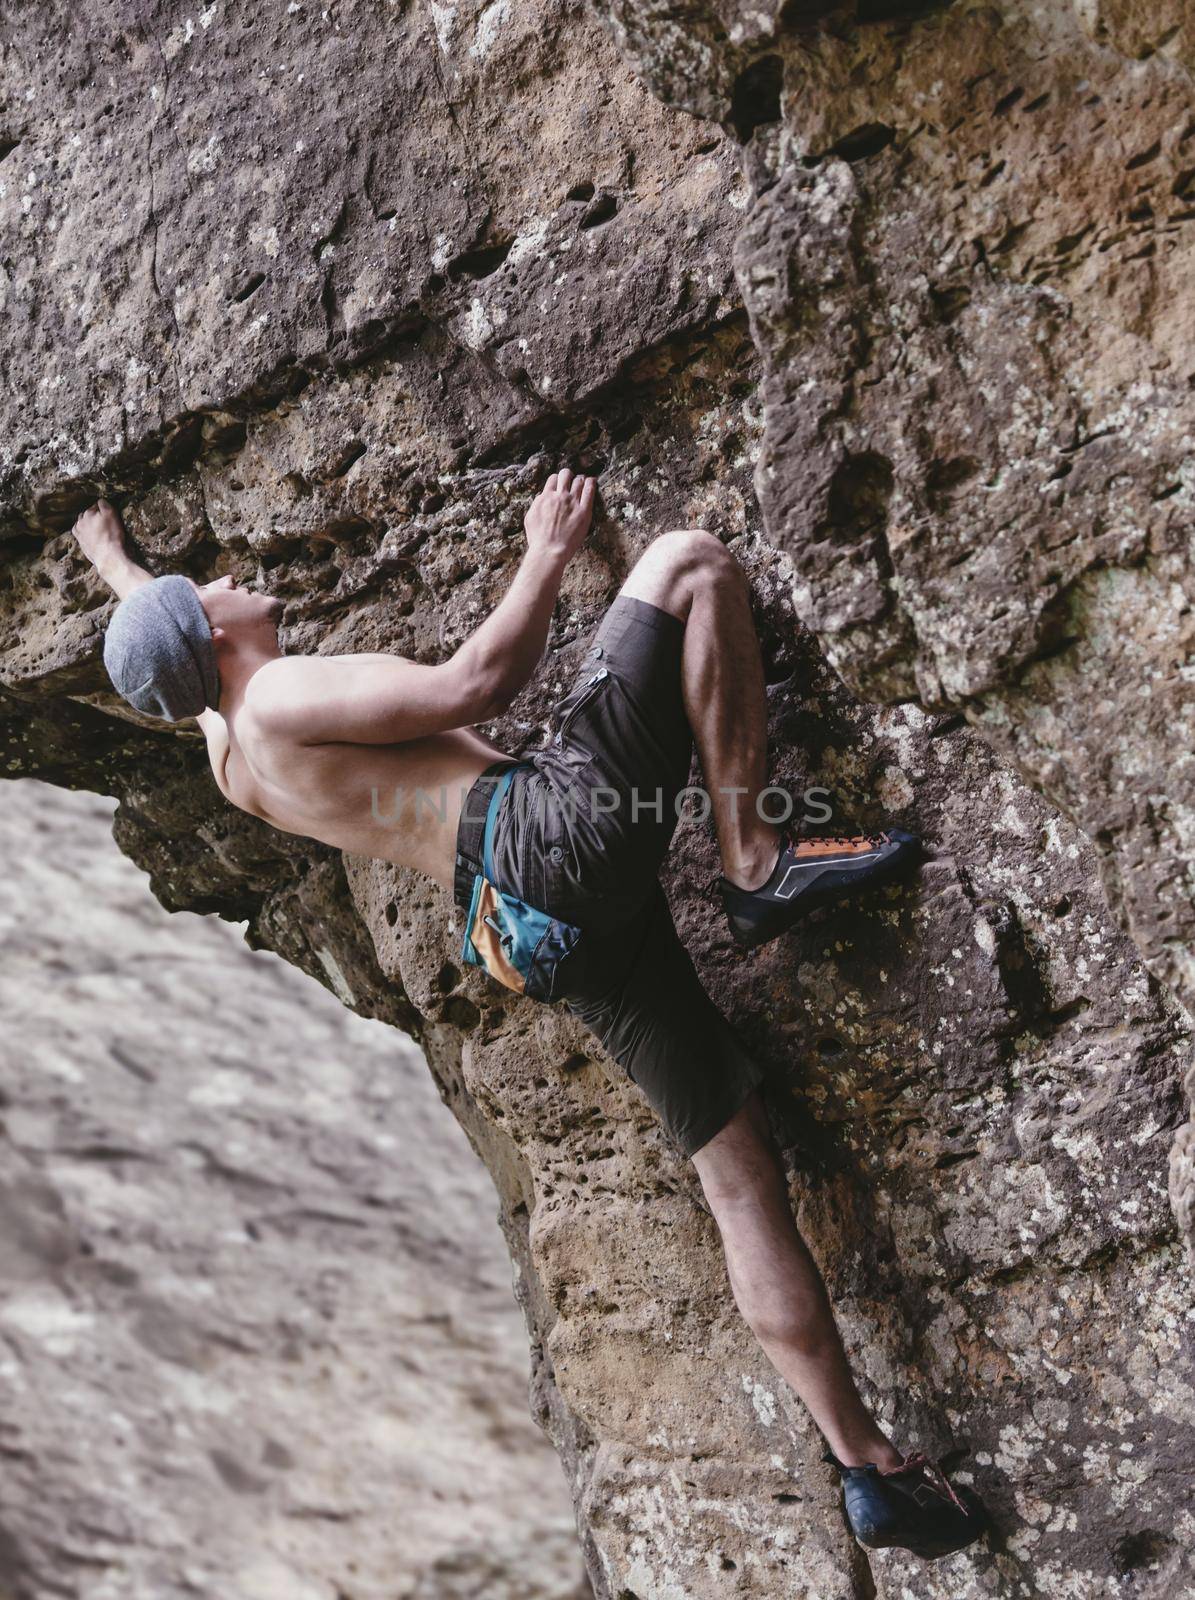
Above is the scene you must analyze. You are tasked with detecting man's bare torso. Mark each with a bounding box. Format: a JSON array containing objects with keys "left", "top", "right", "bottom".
[
  {"left": 207, "top": 675, "right": 511, "bottom": 890},
  {"left": 72, "top": 476, "right": 598, "bottom": 893}
]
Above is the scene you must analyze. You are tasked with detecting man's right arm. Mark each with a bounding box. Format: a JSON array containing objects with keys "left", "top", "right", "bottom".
[{"left": 246, "top": 469, "right": 596, "bottom": 747}]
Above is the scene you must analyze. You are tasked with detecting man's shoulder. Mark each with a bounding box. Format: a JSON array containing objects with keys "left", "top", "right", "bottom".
[
  {"left": 243, "top": 654, "right": 299, "bottom": 700},
  {"left": 243, "top": 651, "right": 412, "bottom": 726},
  {"left": 240, "top": 653, "right": 367, "bottom": 754},
  {"left": 240, "top": 656, "right": 313, "bottom": 733}
]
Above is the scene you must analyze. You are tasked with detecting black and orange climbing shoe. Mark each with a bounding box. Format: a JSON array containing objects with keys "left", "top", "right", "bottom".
[
  {"left": 717, "top": 827, "right": 921, "bottom": 950},
  {"left": 824, "top": 1449, "right": 988, "bottom": 1561}
]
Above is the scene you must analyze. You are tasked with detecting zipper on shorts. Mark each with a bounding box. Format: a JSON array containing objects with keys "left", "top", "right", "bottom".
[
  {"left": 554, "top": 668, "right": 609, "bottom": 746},
  {"left": 516, "top": 767, "right": 536, "bottom": 884}
]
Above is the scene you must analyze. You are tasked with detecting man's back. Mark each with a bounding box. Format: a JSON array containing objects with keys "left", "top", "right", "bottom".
[{"left": 220, "top": 677, "right": 509, "bottom": 886}]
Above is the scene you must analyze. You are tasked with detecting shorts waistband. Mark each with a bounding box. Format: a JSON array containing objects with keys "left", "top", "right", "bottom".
[{"left": 453, "top": 758, "right": 531, "bottom": 912}]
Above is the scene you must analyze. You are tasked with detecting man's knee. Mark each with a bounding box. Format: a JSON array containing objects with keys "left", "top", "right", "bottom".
[
  {"left": 741, "top": 1291, "right": 836, "bottom": 1358},
  {"left": 657, "top": 527, "right": 739, "bottom": 580},
  {"left": 624, "top": 528, "right": 743, "bottom": 617}
]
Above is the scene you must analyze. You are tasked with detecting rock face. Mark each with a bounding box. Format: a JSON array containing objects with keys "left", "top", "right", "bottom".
[
  {"left": 2, "top": 2, "right": 1194, "bottom": 1597},
  {"left": 604, "top": 0, "right": 1195, "bottom": 1240}
]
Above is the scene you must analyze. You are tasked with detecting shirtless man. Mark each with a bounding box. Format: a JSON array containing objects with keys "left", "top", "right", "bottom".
[{"left": 71, "top": 474, "right": 986, "bottom": 1560}]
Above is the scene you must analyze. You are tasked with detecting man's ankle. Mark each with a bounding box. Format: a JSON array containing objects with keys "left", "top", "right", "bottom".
[
  {"left": 827, "top": 1435, "right": 904, "bottom": 1472},
  {"left": 722, "top": 830, "right": 782, "bottom": 892}
]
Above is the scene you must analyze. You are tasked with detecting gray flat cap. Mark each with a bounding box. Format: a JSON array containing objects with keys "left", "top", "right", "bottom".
[{"left": 102, "top": 574, "right": 221, "bottom": 721}]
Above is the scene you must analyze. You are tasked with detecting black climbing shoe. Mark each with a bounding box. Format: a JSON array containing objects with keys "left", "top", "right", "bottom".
[
  {"left": 717, "top": 827, "right": 921, "bottom": 950},
  {"left": 824, "top": 1449, "right": 988, "bottom": 1561}
]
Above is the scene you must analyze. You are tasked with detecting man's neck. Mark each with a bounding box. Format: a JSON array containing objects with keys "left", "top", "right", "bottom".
[{"left": 217, "top": 639, "right": 284, "bottom": 721}]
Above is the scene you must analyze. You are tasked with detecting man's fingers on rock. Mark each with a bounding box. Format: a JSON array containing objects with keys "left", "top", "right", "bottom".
[
  {"left": 579, "top": 477, "right": 596, "bottom": 507},
  {"left": 545, "top": 473, "right": 559, "bottom": 493},
  {"left": 558, "top": 466, "right": 573, "bottom": 491}
]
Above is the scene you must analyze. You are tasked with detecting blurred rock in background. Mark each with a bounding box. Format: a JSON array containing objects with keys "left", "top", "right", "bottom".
[{"left": 0, "top": 779, "right": 589, "bottom": 1600}]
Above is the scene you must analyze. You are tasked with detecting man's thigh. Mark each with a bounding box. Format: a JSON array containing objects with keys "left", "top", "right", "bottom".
[
  {"left": 558, "top": 884, "right": 767, "bottom": 1160},
  {"left": 537, "top": 595, "right": 695, "bottom": 908}
]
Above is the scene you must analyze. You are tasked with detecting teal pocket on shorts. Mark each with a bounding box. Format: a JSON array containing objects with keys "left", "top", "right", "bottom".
[{"left": 460, "top": 768, "right": 582, "bottom": 1002}]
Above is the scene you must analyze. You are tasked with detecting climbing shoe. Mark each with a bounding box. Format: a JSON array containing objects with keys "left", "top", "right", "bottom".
[
  {"left": 717, "top": 827, "right": 921, "bottom": 950},
  {"left": 824, "top": 1449, "right": 988, "bottom": 1561}
]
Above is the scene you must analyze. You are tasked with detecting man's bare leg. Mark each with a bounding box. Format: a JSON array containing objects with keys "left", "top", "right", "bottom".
[
  {"left": 618, "top": 529, "right": 782, "bottom": 891},
  {"left": 619, "top": 532, "right": 903, "bottom": 1460},
  {"left": 691, "top": 1089, "right": 902, "bottom": 1470}
]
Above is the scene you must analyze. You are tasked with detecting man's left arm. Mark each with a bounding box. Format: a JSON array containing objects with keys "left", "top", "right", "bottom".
[
  {"left": 70, "top": 501, "right": 155, "bottom": 599},
  {"left": 71, "top": 499, "right": 224, "bottom": 742}
]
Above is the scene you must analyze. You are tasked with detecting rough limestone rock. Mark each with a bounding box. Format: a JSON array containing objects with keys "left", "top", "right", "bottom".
[
  {"left": 2, "top": 1, "right": 1194, "bottom": 1597},
  {"left": 603, "top": 0, "right": 1195, "bottom": 1245}
]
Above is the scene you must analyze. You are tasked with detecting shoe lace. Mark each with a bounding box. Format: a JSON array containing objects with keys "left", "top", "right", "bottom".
[
  {"left": 791, "top": 829, "right": 890, "bottom": 852},
  {"left": 884, "top": 1452, "right": 967, "bottom": 1515}
]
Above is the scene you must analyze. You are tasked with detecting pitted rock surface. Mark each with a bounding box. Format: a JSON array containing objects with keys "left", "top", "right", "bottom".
[{"left": 2, "top": 1, "right": 1195, "bottom": 1596}]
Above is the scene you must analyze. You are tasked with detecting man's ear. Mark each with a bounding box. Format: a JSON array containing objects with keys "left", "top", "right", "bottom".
[{"left": 209, "top": 624, "right": 226, "bottom": 642}]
